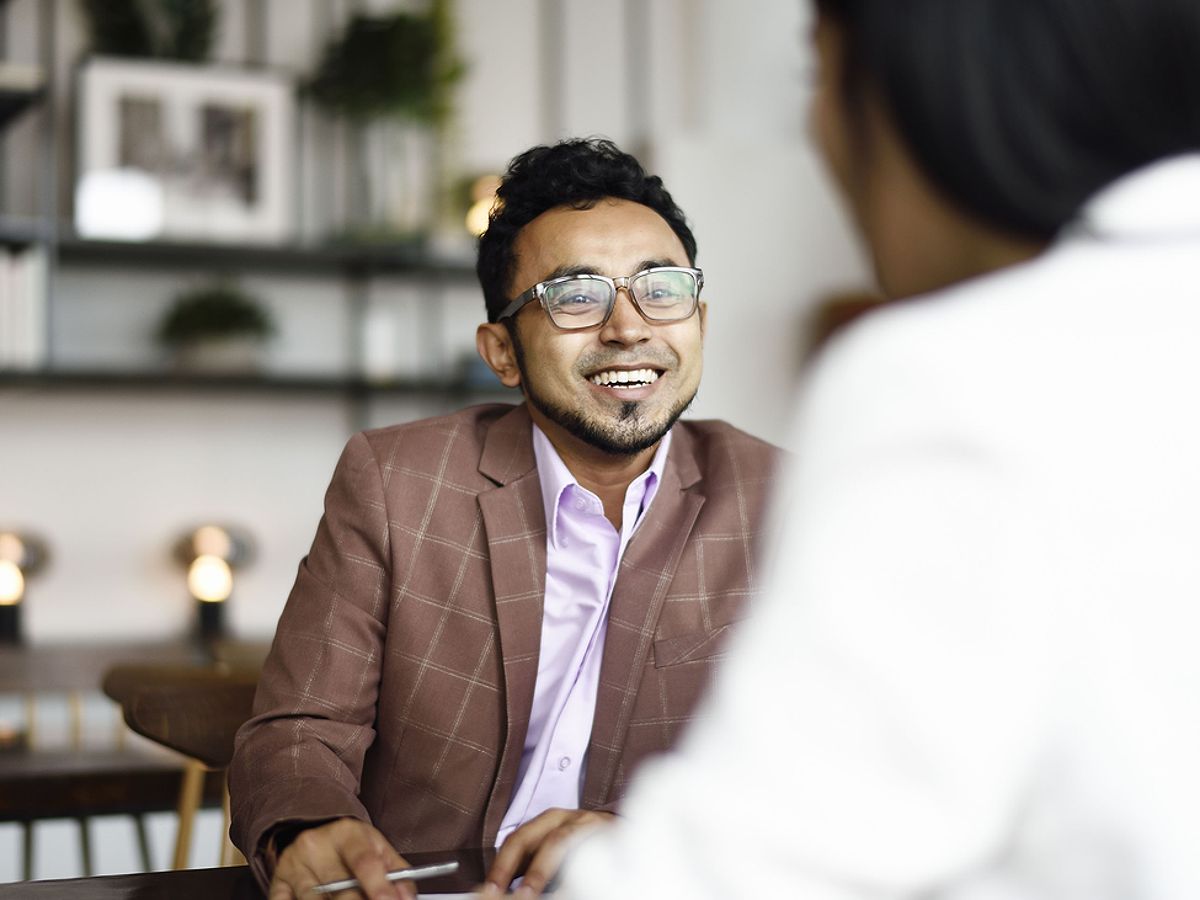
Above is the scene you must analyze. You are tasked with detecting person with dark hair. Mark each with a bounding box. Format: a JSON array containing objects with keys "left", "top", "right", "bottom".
[
  {"left": 556, "top": 1, "right": 1200, "bottom": 897},
  {"left": 228, "top": 137, "right": 780, "bottom": 899},
  {"left": 477, "top": 139, "right": 698, "bottom": 325}
]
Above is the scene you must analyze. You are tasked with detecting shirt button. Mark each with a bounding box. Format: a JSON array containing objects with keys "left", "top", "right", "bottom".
[{"left": 558, "top": 756, "right": 571, "bottom": 771}]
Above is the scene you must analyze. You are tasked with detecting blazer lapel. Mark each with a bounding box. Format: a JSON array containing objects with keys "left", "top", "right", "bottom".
[
  {"left": 581, "top": 427, "right": 705, "bottom": 806},
  {"left": 476, "top": 405, "right": 548, "bottom": 843}
]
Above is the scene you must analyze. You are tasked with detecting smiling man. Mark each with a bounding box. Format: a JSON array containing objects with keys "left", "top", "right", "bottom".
[{"left": 229, "top": 138, "right": 781, "bottom": 900}]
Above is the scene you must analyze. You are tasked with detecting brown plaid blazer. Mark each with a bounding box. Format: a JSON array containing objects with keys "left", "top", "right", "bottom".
[{"left": 229, "top": 403, "right": 780, "bottom": 885}]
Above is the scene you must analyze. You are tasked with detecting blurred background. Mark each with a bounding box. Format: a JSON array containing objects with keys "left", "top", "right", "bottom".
[
  {"left": 0, "top": 0, "right": 867, "bottom": 880},
  {"left": 2, "top": 0, "right": 867, "bottom": 645}
]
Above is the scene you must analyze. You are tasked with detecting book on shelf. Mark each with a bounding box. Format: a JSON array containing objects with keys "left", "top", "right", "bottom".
[{"left": 0, "top": 244, "right": 47, "bottom": 370}]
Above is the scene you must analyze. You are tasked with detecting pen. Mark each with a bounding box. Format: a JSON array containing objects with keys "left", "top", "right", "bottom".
[{"left": 309, "top": 860, "right": 460, "bottom": 895}]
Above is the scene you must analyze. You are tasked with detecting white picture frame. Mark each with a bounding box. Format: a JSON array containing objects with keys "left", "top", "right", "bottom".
[{"left": 75, "top": 57, "right": 294, "bottom": 244}]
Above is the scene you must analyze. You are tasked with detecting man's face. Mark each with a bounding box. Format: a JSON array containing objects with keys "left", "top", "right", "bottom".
[{"left": 499, "top": 198, "right": 706, "bottom": 457}]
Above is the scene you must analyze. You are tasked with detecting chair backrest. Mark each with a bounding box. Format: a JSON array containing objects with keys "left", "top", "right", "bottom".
[{"left": 102, "top": 666, "right": 259, "bottom": 769}]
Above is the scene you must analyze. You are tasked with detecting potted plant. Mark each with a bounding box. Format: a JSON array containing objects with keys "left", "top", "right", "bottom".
[
  {"left": 307, "top": 0, "right": 466, "bottom": 243},
  {"left": 78, "top": 0, "right": 218, "bottom": 61},
  {"left": 156, "top": 281, "right": 276, "bottom": 372}
]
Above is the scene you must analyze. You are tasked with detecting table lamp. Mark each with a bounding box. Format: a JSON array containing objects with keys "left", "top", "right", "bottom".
[
  {"left": 0, "top": 531, "right": 49, "bottom": 644},
  {"left": 173, "top": 525, "right": 253, "bottom": 640}
]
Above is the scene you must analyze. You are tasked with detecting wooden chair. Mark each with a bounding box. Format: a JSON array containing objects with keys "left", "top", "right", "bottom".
[
  {"left": 0, "top": 641, "right": 245, "bottom": 878},
  {"left": 0, "top": 740, "right": 216, "bottom": 878},
  {"left": 102, "top": 665, "right": 259, "bottom": 869}
]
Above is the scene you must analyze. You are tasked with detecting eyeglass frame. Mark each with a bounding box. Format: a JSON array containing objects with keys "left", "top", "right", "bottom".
[{"left": 496, "top": 265, "right": 705, "bottom": 330}]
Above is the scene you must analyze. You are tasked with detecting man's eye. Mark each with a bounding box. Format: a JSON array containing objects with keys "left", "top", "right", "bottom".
[
  {"left": 551, "top": 292, "right": 606, "bottom": 317},
  {"left": 640, "top": 284, "right": 683, "bottom": 304}
]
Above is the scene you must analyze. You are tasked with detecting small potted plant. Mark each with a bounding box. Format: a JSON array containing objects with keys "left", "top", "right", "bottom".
[
  {"left": 156, "top": 281, "right": 275, "bottom": 372},
  {"left": 79, "top": 0, "right": 218, "bottom": 61},
  {"left": 307, "top": 0, "right": 465, "bottom": 243}
]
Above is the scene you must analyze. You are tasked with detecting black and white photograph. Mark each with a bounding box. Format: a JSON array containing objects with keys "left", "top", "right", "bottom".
[{"left": 76, "top": 58, "right": 291, "bottom": 243}]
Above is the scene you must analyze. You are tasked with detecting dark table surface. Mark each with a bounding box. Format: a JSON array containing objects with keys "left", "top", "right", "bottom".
[
  {"left": 0, "top": 638, "right": 270, "bottom": 692},
  {"left": 0, "top": 850, "right": 495, "bottom": 898},
  {"left": 0, "top": 640, "right": 210, "bottom": 693},
  {"left": 0, "top": 865, "right": 262, "bottom": 899},
  {"left": 0, "top": 639, "right": 264, "bottom": 824}
]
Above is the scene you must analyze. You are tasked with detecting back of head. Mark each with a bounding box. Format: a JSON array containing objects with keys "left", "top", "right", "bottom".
[
  {"left": 476, "top": 138, "right": 697, "bottom": 323},
  {"left": 814, "top": 0, "right": 1200, "bottom": 239}
]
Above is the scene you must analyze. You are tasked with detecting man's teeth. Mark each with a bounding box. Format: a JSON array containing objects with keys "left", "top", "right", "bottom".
[{"left": 589, "top": 368, "right": 660, "bottom": 387}]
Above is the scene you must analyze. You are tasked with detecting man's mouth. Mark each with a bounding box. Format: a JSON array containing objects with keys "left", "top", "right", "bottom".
[{"left": 588, "top": 368, "right": 662, "bottom": 389}]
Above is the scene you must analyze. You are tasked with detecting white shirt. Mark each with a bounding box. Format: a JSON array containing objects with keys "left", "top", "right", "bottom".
[{"left": 561, "top": 155, "right": 1200, "bottom": 898}]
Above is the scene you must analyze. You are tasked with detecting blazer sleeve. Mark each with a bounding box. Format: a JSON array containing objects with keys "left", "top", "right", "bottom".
[{"left": 228, "top": 431, "right": 392, "bottom": 888}]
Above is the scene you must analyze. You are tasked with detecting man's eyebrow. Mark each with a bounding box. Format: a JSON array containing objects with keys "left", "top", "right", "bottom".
[
  {"left": 543, "top": 264, "right": 600, "bottom": 281},
  {"left": 541, "top": 258, "right": 684, "bottom": 281},
  {"left": 635, "top": 258, "right": 681, "bottom": 272}
]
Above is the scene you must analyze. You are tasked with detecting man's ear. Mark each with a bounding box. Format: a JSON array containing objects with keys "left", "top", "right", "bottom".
[
  {"left": 476, "top": 322, "right": 523, "bottom": 388},
  {"left": 698, "top": 300, "right": 708, "bottom": 340}
]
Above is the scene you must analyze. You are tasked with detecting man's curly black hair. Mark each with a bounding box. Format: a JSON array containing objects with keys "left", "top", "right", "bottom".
[{"left": 476, "top": 138, "right": 698, "bottom": 323}]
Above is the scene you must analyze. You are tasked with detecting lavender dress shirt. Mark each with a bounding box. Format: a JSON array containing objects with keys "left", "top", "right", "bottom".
[{"left": 496, "top": 425, "right": 671, "bottom": 844}]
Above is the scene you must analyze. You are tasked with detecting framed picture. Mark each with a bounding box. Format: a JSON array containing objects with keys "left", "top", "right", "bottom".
[{"left": 75, "top": 57, "right": 294, "bottom": 244}]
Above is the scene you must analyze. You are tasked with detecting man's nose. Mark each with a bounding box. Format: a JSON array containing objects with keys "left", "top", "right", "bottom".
[{"left": 599, "top": 287, "right": 651, "bottom": 344}]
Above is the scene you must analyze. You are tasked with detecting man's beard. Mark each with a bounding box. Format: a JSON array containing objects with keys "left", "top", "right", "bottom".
[{"left": 511, "top": 330, "right": 696, "bottom": 456}]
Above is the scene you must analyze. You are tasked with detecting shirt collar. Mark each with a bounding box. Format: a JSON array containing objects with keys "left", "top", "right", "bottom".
[
  {"left": 532, "top": 424, "right": 673, "bottom": 550},
  {"left": 1068, "top": 153, "right": 1200, "bottom": 241}
]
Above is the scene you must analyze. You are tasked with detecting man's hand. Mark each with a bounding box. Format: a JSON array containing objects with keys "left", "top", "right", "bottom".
[
  {"left": 269, "top": 817, "right": 414, "bottom": 900},
  {"left": 480, "top": 809, "right": 614, "bottom": 898}
]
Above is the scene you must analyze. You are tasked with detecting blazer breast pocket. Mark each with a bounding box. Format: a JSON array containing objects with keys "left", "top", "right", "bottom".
[{"left": 652, "top": 620, "right": 737, "bottom": 668}]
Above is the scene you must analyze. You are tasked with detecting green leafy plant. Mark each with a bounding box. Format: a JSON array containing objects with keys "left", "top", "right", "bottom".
[
  {"left": 156, "top": 282, "right": 275, "bottom": 347},
  {"left": 79, "top": 0, "right": 218, "bottom": 62},
  {"left": 307, "top": 0, "right": 465, "bottom": 124}
]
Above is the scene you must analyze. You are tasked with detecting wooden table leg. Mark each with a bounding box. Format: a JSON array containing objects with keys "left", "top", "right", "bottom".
[
  {"left": 21, "top": 821, "right": 33, "bottom": 881},
  {"left": 76, "top": 816, "right": 92, "bottom": 875},
  {"left": 134, "top": 814, "right": 153, "bottom": 871},
  {"left": 172, "top": 760, "right": 206, "bottom": 869}
]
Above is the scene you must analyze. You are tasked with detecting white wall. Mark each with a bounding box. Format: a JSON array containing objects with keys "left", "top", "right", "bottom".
[
  {"left": 0, "top": 0, "right": 868, "bottom": 646},
  {"left": 660, "top": 136, "right": 865, "bottom": 436}
]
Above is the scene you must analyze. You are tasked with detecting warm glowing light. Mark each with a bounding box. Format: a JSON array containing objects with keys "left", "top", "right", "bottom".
[
  {"left": 465, "top": 198, "right": 493, "bottom": 236},
  {"left": 0, "top": 533, "right": 24, "bottom": 564},
  {"left": 192, "top": 525, "right": 233, "bottom": 560},
  {"left": 187, "top": 555, "right": 233, "bottom": 603},
  {"left": 465, "top": 174, "right": 501, "bottom": 236},
  {"left": 0, "top": 561, "right": 24, "bottom": 605},
  {"left": 471, "top": 174, "right": 501, "bottom": 201}
]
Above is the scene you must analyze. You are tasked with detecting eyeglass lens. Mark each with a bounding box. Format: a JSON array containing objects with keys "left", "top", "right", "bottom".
[{"left": 542, "top": 270, "right": 698, "bottom": 328}]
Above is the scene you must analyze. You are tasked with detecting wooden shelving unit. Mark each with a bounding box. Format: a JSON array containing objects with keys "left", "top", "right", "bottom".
[
  {"left": 0, "top": 2, "right": 488, "bottom": 420},
  {"left": 0, "top": 367, "right": 511, "bottom": 399},
  {"left": 55, "top": 235, "right": 478, "bottom": 279},
  {"left": 0, "top": 213, "right": 49, "bottom": 248},
  {"left": 0, "top": 61, "right": 41, "bottom": 129}
]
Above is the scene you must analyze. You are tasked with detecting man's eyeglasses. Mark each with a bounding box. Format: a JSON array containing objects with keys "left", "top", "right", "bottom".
[{"left": 497, "top": 266, "right": 704, "bottom": 331}]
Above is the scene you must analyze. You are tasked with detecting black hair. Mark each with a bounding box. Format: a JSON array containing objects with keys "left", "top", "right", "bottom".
[
  {"left": 476, "top": 138, "right": 698, "bottom": 322},
  {"left": 814, "top": 0, "right": 1200, "bottom": 239}
]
